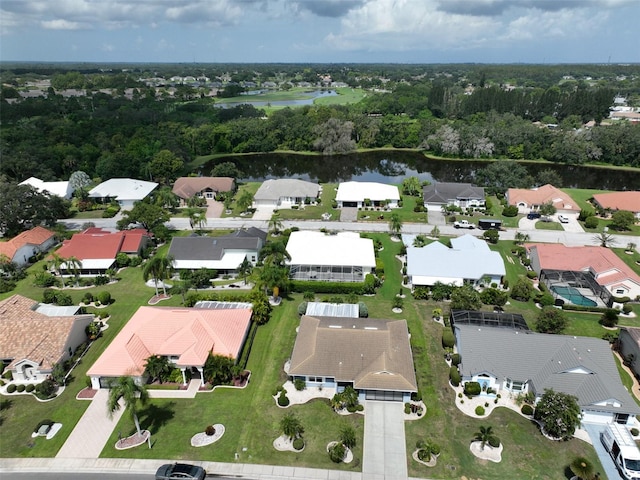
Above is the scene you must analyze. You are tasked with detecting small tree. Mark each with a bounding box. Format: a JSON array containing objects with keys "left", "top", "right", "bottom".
[
  {"left": 510, "top": 277, "right": 534, "bottom": 302},
  {"left": 534, "top": 389, "right": 581, "bottom": 440},
  {"left": 237, "top": 257, "right": 253, "bottom": 285},
  {"left": 570, "top": 456, "right": 595, "bottom": 480},
  {"left": 107, "top": 376, "right": 149, "bottom": 437},
  {"left": 339, "top": 424, "right": 357, "bottom": 449},
  {"left": 450, "top": 284, "right": 482, "bottom": 310},
  {"left": 539, "top": 201, "right": 556, "bottom": 217},
  {"left": 144, "top": 355, "right": 172, "bottom": 384},
  {"left": 610, "top": 210, "right": 635, "bottom": 231},
  {"left": 389, "top": 212, "right": 402, "bottom": 237},
  {"left": 483, "top": 229, "right": 499, "bottom": 244},
  {"left": 600, "top": 308, "right": 619, "bottom": 328},
  {"left": 474, "top": 425, "right": 493, "bottom": 450},
  {"left": 535, "top": 307, "right": 568, "bottom": 334},
  {"left": 280, "top": 413, "right": 304, "bottom": 440}
]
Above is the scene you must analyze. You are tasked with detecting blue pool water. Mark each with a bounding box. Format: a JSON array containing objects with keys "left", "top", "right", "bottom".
[{"left": 551, "top": 285, "right": 597, "bottom": 307}]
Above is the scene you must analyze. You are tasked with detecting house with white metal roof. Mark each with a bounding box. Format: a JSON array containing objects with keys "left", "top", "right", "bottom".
[
  {"left": 406, "top": 234, "right": 505, "bottom": 288},
  {"left": 286, "top": 231, "right": 376, "bottom": 282},
  {"left": 455, "top": 324, "right": 640, "bottom": 425},
  {"left": 336, "top": 181, "right": 400, "bottom": 208},
  {"left": 252, "top": 179, "right": 320, "bottom": 208},
  {"left": 88, "top": 178, "right": 158, "bottom": 209},
  {"left": 19, "top": 177, "right": 73, "bottom": 199}
]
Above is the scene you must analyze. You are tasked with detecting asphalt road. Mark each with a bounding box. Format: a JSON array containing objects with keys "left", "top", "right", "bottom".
[{"left": 9, "top": 474, "right": 239, "bottom": 480}]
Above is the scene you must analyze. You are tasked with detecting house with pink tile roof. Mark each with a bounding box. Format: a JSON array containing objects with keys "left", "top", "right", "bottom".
[
  {"left": 53, "top": 228, "right": 151, "bottom": 275},
  {"left": 506, "top": 184, "right": 579, "bottom": 214},
  {"left": 527, "top": 243, "right": 640, "bottom": 300},
  {"left": 87, "top": 304, "right": 253, "bottom": 389},
  {"left": 0, "top": 294, "right": 94, "bottom": 383},
  {"left": 592, "top": 191, "right": 640, "bottom": 219},
  {"left": 0, "top": 226, "right": 56, "bottom": 267}
]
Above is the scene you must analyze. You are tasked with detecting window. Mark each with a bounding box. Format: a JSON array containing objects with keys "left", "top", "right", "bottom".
[
  {"left": 616, "top": 289, "right": 626, "bottom": 295},
  {"left": 308, "top": 376, "right": 322, "bottom": 382}
]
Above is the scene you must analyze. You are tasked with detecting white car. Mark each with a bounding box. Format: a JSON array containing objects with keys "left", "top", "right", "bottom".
[{"left": 557, "top": 215, "right": 569, "bottom": 223}]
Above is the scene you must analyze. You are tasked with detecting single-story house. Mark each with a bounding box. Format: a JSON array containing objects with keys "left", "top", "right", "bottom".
[
  {"left": 592, "top": 191, "right": 640, "bottom": 219},
  {"left": 286, "top": 231, "right": 376, "bottom": 282},
  {"left": 422, "top": 182, "right": 485, "bottom": 212},
  {"left": 336, "top": 181, "right": 400, "bottom": 208},
  {"left": 88, "top": 178, "right": 158, "bottom": 209},
  {"left": 455, "top": 324, "right": 640, "bottom": 425},
  {"left": 252, "top": 179, "right": 320, "bottom": 208},
  {"left": 19, "top": 177, "right": 73, "bottom": 199},
  {"left": 53, "top": 228, "right": 152, "bottom": 275},
  {"left": 527, "top": 243, "right": 640, "bottom": 300},
  {"left": 0, "top": 226, "right": 57, "bottom": 267},
  {"left": 406, "top": 234, "right": 505, "bottom": 288},
  {"left": 168, "top": 228, "right": 267, "bottom": 273},
  {"left": 506, "top": 184, "right": 579, "bottom": 214},
  {"left": 618, "top": 327, "right": 640, "bottom": 379},
  {"left": 288, "top": 316, "right": 417, "bottom": 402},
  {"left": 87, "top": 304, "right": 253, "bottom": 389},
  {"left": 0, "top": 294, "right": 94, "bottom": 383},
  {"left": 172, "top": 177, "right": 235, "bottom": 206}
]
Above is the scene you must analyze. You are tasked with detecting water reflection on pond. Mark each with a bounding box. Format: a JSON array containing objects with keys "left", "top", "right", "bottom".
[{"left": 200, "top": 151, "right": 640, "bottom": 190}]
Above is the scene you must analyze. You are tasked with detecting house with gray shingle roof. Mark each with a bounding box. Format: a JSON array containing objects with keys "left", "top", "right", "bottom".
[
  {"left": 0, "top": 294, "right": 94, "bottom": 383},
  {"left": 288, "top": 316, "right": 417, "bottom": 402},
  {"left": 455, "top": 324, "right": 640, "bottom": 425},
  {"left": 168, "top": 228, "right": 266, "bottom": 273},
  {"left": 172, "top": 177, "right": 235, "bottom": 206},
  {"left": 619, "top": 327, "right": 640, "bottom": 380},
  {"left": 422, "top": 182, "right": 485, "bottom": 212},
  {"left": 253, "top": 179, "right": 320, "bottom": 208}
]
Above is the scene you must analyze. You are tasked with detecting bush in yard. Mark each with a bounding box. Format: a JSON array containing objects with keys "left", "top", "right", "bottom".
[
  {"left": 297, "top": 302, "right": 308, "bottom": 316},
  {"left": 6, "top": 383, "right": 16, "bottom": 393},
  {"left": 417, "top": 448, "right": 431, "bottom": 462},
  {"left": 526, "top": 270, "right": 537, "bottom": 279},
  {"left": 488, "top": 436, "right": 501, "bottom": 448},
  {"left": 3, "top": 370, "right": 13, "bottom": 380},
  {"left": 538, "top": 293, "right": 555, "bottom": 307},
  {"left": 536, "top": 307, "right": 568, "bottom": 334},
  {"left": 294, "top": 378, "right": 306, "bottom": 391},
  {"left": 404, "top": 403, "right": 411, "bottom": 414},
  {"left": 358, "top": 302, "right": 368, "bottom": 318},
  {"left": 623, "top": 304, "right": 633, "bottom": 314},
  {"left": 328, "top": 442, "right": 346, "bottom": 463},
  {"left": 600, "top": 308, "right": 619, "bottom": 328},
  {"left": 502, "top": 205, "right": 519, "bottom": 217},
  {"left": 411, "top": 390, "right": 422, "bottom": 402},
  {"left": 277, "top": 390, "right": 290, "bottom": 407},
  {"left": 464, "top": 382, "right": 481, "bottom": 396},
  {"left": 483, "top": 229, "right": 499, "bottom": 244},
  {"left": 292, "top": 437, "right": 304, "bottom": 451},
  {"left": 413, "top": 286, "right": 429, "bottom": 300},
  {"left": 205, "top": 425, "right": 216, "bottom": 436},
  {"left": 631, "top": 428, "right": 639, "bottom": 436},
  {"left": 442, "top": 330, "right": 455, "bottom": 349},
  {"left": 97, "top": 291, "right": 111, "bottom": 305},
  {"left": 94, "top": 275, "right": 109, "bottom": 286},
  {"left": 451, "top": 353, "right": 461, "bottom": 366},
  {"left": 82, "top": 292, "right": 94, "bottom": 304},
  {"left": 16, "top": 384, "right": 25, "bottom": 392},
  {"left": 521, "top": 404, "right": 534, "bottom": 415},
  {"left": 510, "top": 277, "right": 535, "bottom": 301},
  {"left": 584, "top": 216, "right": 599, "bottom": 229},
  {"left": 26, "top": 384, "right": 35, "bottom": 393},
  {"left": 534, "top": 389, "right": 581, "bottom": 440},
  {"left": 449, "top": 366, "right": 461, "bottom": 386},
  {"left": 475, "top": 406, "right": 485, "bottom": 416}
]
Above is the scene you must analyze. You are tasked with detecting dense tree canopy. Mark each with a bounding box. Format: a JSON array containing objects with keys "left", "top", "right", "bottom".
[{"left": 0, "top": 183, "right": 70, "bottom": 236}]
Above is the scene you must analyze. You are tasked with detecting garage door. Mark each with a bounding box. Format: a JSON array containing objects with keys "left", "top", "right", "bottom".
[
  {"left": 365, "top": 390, "right": 404, "bottom": 401},
  {"left": 342, "top": 201, "right": 358, "bottom": 208}
]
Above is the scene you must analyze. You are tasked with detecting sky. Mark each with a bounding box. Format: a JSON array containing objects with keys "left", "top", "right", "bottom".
[{"left": 1, "top": 0, "right": 639, "bottom": 64}]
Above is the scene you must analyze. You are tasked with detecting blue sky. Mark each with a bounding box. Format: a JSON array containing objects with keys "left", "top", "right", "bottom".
[{"left": 1, "top": 0, "right": 639, "bottom": 64}]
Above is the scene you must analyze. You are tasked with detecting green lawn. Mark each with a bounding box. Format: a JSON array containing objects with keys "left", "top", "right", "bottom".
[
  {"left": 276, "top": 184, "right": 338, "bottom": 221},
  {"left": 535, "top": 220, "right": 564, "bottom": 230},
  {"left": 562, "top": 188, "right": 607, "bottom": 213},
  {"left": 357, "top": 194, "right": 428, "bottom": 224},
  {"left": 221, "top": 182, "right": 261, "bottom": 218}
]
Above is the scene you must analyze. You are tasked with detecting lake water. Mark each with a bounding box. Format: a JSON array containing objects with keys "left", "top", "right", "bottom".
[
  {"left": 200, "top": 150, "right": 640, "bottom": 190},
  {"left": 216, "top": 90, "right": 338, "bottom": 108}
]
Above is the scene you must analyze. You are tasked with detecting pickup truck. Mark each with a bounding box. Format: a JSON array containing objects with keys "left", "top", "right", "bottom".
[{"left": 453, "top": 220, "right": 475, "bottom": 229}]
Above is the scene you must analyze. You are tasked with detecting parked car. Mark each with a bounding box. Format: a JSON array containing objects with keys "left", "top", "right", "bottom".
[
  {"left": 155, "top": 463, "right": 206, "bottom": 480},
  {"left": 527, "top": 211, "right": 541, "bottom": 220},
  {"left": 558, "top": 215, "right": 569, "bottom": 223}
]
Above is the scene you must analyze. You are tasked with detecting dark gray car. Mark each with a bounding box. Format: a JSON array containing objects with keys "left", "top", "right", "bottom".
[{"left": 155, "top": 463, "right": 206, "bottom": 480}]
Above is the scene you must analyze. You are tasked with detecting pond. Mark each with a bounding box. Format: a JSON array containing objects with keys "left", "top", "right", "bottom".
[
  {"left": 199, "top": 150, "right": 640, "bottom": 190},
  {"left": 215, "top": 90, "right": 338, "bottom": 108}
]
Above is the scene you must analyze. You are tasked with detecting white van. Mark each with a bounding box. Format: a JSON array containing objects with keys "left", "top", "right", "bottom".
[
  {"left": 601, "top": 423, "right": 640, "bottom": 480},
  {"left": 558, "top": 214, "right": 569, "bottom": 223}
]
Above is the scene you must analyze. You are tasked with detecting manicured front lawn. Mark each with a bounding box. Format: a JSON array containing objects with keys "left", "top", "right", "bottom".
[
  {"left": 535, "top": 221, "right": 564, "bottom": 230},
  {"left": 357, "top": 194, "right": 428, "bottom": 224},
  {"left": 276, "top": 183, "right": 338, "bottom": 221}
]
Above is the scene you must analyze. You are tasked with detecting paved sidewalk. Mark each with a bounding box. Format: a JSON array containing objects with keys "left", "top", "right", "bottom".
[
  {"left": 56, "top": 389, "right": 124, "bottom": 458},
  {"left": 148, "top": 378, "right": 201, "bottom": 399},
  {"left": 363, "top": 401, "right": 408, "bottom": 480}
]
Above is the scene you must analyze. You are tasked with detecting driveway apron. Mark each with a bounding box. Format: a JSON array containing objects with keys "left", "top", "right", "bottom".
[
  {"left": 56, "top": 389, "right": 124, "bottom": 458},
  {"left": 363, "top": 401, "right": 408, "bottom": 480},
  {"left": 582, "top": 423, "right": 625, "bottom": 480}
]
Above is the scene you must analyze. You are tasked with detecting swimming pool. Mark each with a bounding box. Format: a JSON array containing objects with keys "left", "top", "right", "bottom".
[{"left": 550, "top": 285, "right": 598, "bottom": 307}]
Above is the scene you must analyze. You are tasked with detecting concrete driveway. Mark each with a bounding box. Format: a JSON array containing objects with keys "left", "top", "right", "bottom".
[
  {"left": 557, "top": 214, "right": 585, "bottom": 233},
  {"left": 252, "top": 205, "right": 276, "bottom": 221},
  {"left": 205, "top": 199, "right": 224, "bottom": 218},
  {"left": 581, "top": 423, "right": 625, "bottom": 480},
  {"left": 427, "top": 209, "right": 445, "bottom": 226},
  {"left": 363, "top": 401, "right": 408, "bottom": 480}
]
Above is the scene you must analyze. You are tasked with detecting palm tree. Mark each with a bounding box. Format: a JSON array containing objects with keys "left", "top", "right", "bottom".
[
  {"left": 186, "top": 207, "right": 200, "bottom": 230},
  {"left": 594, "top": 231, "right": 616, "bottom": 248},
  {"left": 65, "top": 256, "right": 83, "bottom": 286},
  {"left": 107, "top": 376, "right": 149, "bottom": 437},
  {"left": 143, "top": 254, "right": 174, "bottom": 296},
  {"left": 339, "top": 424, "right": 356, "bottom": 449},
  {"left": 237, "top": 257, "right": 253, "bottom": 285},
  {"left": 50, "top": 252, "right": 66, "bottom": 288},
  {"left": 259, "top": 241, "right": 291, "bottom": 267},
  {"left": 280, "top": 413, "right": 304, "bottom": 440},
  {"left": 570, "top": 456, "right": 595, "bottom": 480},
  {"left": 258, "top": 263, "right": 289, "bottom": 299},
  {"left": 144, "top": 355, "right": 171, "bottom": 384},
  {"left": 195, "top": 210, "right": 207, "bottom": 232},
  {"left": 514, "top": 231, "right": 530, "bottom": 245},
  {"left": 389, "top": 212, "right": 402, "bottom": 237},
  {"left": 474, "top": 425, "right": 493, "bottom": 450},
  {"left": 268, "top": 213, "right": 284, "bottom": 235},
  {"left": 153, "top": 186, "right": 178, "bottom": 210}
]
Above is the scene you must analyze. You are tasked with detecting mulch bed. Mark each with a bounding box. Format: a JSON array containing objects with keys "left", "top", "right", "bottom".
[
  {"left": 148, "top": 294, "right": 171, "bottom": 305},
  {"left": 76, "top": 387, "right": 98, "bottom": 400},
  {"left": 115, "top": 430, "right": 150, "bottom": 450}
]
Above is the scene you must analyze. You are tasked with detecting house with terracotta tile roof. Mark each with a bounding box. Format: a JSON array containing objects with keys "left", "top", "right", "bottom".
[
  {"left": 0, "top": 226, "right": 56, "bottom": 267},
  {"left": 506, "top": 184, "right": 579, "bottom": 214},
  {"left": 527, "top": 243, "right": 640, "bottom": 300},
  {"left": 172, "top": 177, "right": 235, "bottom": 206},
  {"left": 0, "top": 294, "right": 94, "bottom": 383},
  {"left": 592, "top": 191, "right": 640, "bottom": 219},
  {"left": 53, "top": 228, "right": 151, "bottom": 275},
  {"left": 87, "top": 304, "right": 253, "bottom": 389},
  {"left": 288, "top": 316, "right": 417, "bottom": 402}
]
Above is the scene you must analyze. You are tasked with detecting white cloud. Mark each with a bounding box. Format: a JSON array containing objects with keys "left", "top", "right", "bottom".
[
  {"left": 41, "top": 19, "right": 84, "bottom": 30},
  {"left": 101, "top": 43, "right": 114, "bottom": 52}
]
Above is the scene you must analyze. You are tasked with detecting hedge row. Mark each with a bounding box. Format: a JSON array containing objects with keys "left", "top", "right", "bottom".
[
  {"left": 290, "top": 280, "right": 366, "bottom": 294},
  {"left": 562, "top": 304, "right": 613, "bottom": 313}
]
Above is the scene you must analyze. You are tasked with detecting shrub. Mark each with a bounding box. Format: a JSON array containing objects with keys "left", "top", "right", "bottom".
[
  {"left": 488, "top": 436, "right": 501, "bottom": 448},
  {"left": 16, "top": 383, "right": 26, "bottom": 393},
  {"left": 277, "top": 390, "right": 290, "bottom": 407},
  {"left": 411, "top": 390, "right": 422, "bottom": 402},
  {"left": 502, "top": 205, "right": 519, "bottom": 217},
  {"left": 358, "top": 302, "right": 368, "bottom": 318},
  {"left": 613, "top": 295, "right": 632, "bottom": 304},
  {"left": 294, "top": 378, "right": 306, "bottom": 391},
  {"left": 429, "top": 442, "right": 441, "bottom": 456},
  {"left": 475, "top": 406, "right": 485, "bottom": 416},
  {"left": 346, "top": 405, "right": 357, "bottom": 413},
  {"left": 3, "top": 370, "right": 13, "bottom": 380},
  {"left": 417, "top": 448, "right": 431, "bottom": 462},
  {"left": 464, "top": 382, "right": 481, "bottom": 396},
  {"left": 584, "top": 216, "right": 599, "bottom": 229},
  {"left": 292, "top": 437, "right": 304, "bottom": 451},
  {"left": 94, "top": 275, "right": 109, "bottom": 286},
  {"left": 97, "top": 291, "right": 111, "bottom": 305},
  {"left": 631, "top": 428, "right": 639, "bottom": 437},
  {"left": 449, "top": 366, "right": 461, "bottom": 387},
  {"left": 404, "top": 403, "right": 411, "bottom": 414},
  {"left": 413, "top": 286, "right": 429, "bottom": 300},
  {"left": 25, "top": 383, "right": 35, "bottom": 393},
  {"left": 623, "top": 304, "right": 633, "bottom": 314},
  {"left": 6, "top": 383, "right": 16, "bottom": 393},
  {"left": 290, "top": 280, "right": 365, "bottom": 295},
  {"left": 600, "top": 308, "right": 619, "bottom": 328},
  {"left": 526, "top": 270, "right": 537, "bottom": 279},
  {"left": 521, "top": 404, "right": 534, "bottom": 415},
  {"left": 82, "top": 292, "right": 94, "bottom": 303},
  {"left": 297, "top": 302, "right": 308, "bottom": 316},
  {"left": 328, "top": 442, "right": 345, "bottom": 462},
  {"left": 451, "top": 353, "right": 461, "bottom": 366},
  {"left": 356, "top": 404, "right": 364, "bottom": 412},
  {"left": 442, "top": 330, "right": 455, "bottom": 349},
  {"left": 375, "top": 258, "right": 385, "bottom": 276},
  {"left": 205, "top": 425, "right": 216, "bottom": 436}
]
